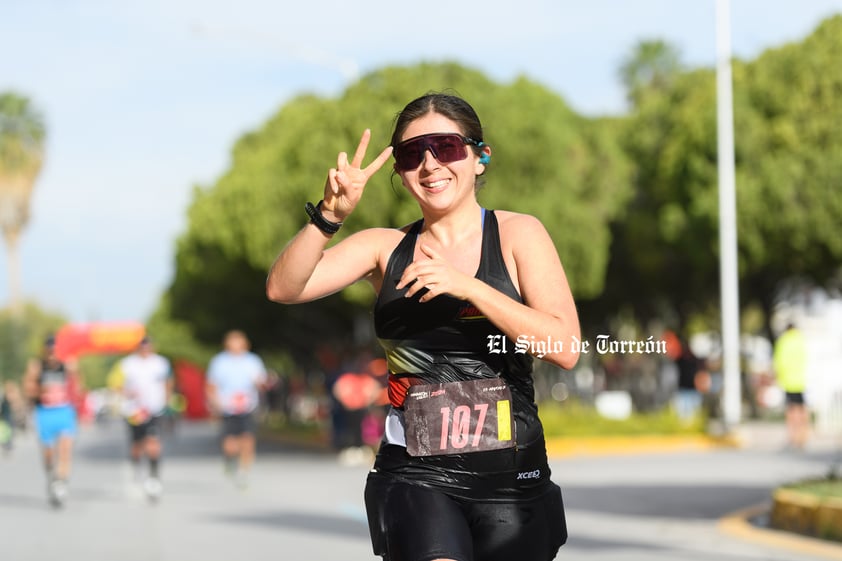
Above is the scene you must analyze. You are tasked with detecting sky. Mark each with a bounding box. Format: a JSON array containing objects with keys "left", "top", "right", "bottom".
[{"left": 2, "top": 0, "right": 842, "bottom": 324}]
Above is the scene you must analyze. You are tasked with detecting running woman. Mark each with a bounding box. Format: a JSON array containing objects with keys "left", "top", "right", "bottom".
[
  {"left": 23, "top": 336, "right": 79, "bottom": 507},
  {"left": 266, "top": 93, "right": 580, "bottom": 561}
]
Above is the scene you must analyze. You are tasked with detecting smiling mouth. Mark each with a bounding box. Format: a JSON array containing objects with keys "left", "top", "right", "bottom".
[{"left": 422, "top": 178, "right": 450, "bottom": 191}]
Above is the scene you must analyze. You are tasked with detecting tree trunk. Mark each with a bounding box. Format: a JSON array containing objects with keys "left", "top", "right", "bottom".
[{"left": 2, "top": 230, "right": 21, "bottom": 316}]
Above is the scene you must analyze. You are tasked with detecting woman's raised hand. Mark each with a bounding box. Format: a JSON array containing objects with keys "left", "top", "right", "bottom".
[{"left": 323, "top": 129, "right": 393, "bottom": 221}]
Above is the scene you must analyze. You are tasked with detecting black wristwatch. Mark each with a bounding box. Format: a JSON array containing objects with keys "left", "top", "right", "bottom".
[{"left": 305, "top": 200, "right": 343, "bottom": 235}]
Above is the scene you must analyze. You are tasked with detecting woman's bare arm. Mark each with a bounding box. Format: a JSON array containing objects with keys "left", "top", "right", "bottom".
[{"left": 266, "top": 129, "right": 393, "bottom": 304}]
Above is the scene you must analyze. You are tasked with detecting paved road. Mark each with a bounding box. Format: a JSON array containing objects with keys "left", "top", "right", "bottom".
[{"left": 1, "top": 418, "right": 839, "bottom": 561}]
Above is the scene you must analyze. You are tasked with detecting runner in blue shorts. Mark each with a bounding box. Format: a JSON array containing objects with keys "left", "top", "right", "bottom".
[{"left": 23, "top": 336, "right": 78, "bottom": 507}]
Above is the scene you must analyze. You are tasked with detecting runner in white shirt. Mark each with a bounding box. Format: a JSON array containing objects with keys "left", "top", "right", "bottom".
[
  {"left": 206, "top": 330, "right": 267, "bottom": 488},
  {"left": 118, "top": 336, "right": 172, "bottom": 501}
]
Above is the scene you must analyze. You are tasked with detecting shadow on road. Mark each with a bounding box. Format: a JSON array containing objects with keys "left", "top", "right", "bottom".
[
  {"left": 0, "top": 492, "right": 53, "bottom": 511},
  {"left": 563, "top": 484, "right": 771, "bottom": 519},
  {"left": 205, "top": 508, "right": 369, "bottom": 540},
  {"left": 565, "top": 534, "right": 673, "bottom": 554},
  {"left": 565, "top": 534, "right": 760, "bottom": 560}
]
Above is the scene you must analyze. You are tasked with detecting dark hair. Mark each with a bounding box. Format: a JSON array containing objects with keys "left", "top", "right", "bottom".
[
  {"left": 390, "top": 93, "right": 489, "bottom": 188},
  {"left": 391, "top": 92, "right": 484, "bottom": 151}
]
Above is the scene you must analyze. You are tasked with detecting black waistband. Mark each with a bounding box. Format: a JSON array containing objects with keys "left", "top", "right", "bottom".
[{"left": 372, "top": 434, "right": 552, "bottom": 500}]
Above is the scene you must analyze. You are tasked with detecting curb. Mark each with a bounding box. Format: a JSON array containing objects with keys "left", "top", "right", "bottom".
[
  {"left": 545, "top": 433, "right": 740, "bottom": 458},
  {"left": 719, "top": 503, "right": 842, "bottom": 560},
  {"left": 259, "top": 429, "right": 742, "bottom": 458}
]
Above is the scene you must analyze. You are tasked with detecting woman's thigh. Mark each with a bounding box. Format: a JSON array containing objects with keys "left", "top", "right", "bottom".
[
  {"left": 467, "top": 483, "right": 567, "bottom": 561},
  {"left": 365, "top": 472, "right": 472, "bottom": 561}
]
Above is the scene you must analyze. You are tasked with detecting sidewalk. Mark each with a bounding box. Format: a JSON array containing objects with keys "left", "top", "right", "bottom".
[
  {"left": 545, "top": 432, "right": 738, "bottom": 458},
  {"left": 546, "top": 419, "right": 841, "bottom": 459},
  {"left": 732, "top": 420, "right": 842, "bottom": 455}
]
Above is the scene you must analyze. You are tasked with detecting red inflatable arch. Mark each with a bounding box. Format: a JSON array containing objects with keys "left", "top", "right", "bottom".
[
  {"left": 53, "top": 321, "right": 147, "bottom": 361},
  {"left": 53, "top": 322, "right": 209, "bottom": 421}
]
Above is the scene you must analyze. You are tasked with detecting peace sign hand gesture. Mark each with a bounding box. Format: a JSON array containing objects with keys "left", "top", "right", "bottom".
[{"left": 323, "top": 129, "right": 393, "bottom": 221}]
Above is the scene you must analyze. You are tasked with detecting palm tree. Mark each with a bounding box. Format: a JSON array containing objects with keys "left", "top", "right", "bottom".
[{"left": 0, "top": 92, "right": 46, "bottom": 314}]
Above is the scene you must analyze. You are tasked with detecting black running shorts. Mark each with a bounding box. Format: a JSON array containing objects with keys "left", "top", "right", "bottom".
[
  {"left": 221, "top": 412, "right": 256, "bottom": 437},
  {"left": 784, "top": 392, "right": 805, "bottom": 405},
  {"left": 128, "top": 416, "right": 161, "bottom": 443},
  {"left": 364, "top": 469, "right": 567, "bottom": 561}
]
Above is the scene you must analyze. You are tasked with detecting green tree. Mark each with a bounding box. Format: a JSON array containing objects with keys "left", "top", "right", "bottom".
[
  {"left": 606, "top": 66, "right": 721, "bottom": 330},
  {"left": 736, "top": 15, "right": 842, "bottom": 329},
  {"left": 603, "top": 16, "right": 842, "bottom": 335},
  {"left": 159, "top": 62, "right": 632, "bottom": 358},
  {"left": 619, "top": 39, "right": 683, "bottom": 107},
  {"left": 0, "top": 303, "right": 65, "bottom": 383},
  {"left": 0, "top": 92, "right": 46, "bottom": 314}
]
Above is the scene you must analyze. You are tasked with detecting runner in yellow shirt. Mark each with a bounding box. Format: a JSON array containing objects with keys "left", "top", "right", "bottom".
[{"left": 773, "top": 323, "right": 808, "bottom": 450}]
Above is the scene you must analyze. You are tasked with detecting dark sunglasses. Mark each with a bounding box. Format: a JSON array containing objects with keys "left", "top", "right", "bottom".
[{"left": 393, "top": 133, "right": 481, "bottom": 171}]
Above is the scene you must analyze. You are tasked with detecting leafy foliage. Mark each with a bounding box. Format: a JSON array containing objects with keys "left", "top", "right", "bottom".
[
  {"left": 736, "top": 16, "right": 842, "bottom": 316},
  {"left": 619, "top": 39, "right": 684, "bottom": 106},
  {"left": 0, "top": 91, "right": 45, "bottom": 236},
  {"left": 597, "top": 15, "right": 842, "bottom": 334},
  {"left": 0, "top": 303, "right": 65, "bottom": 382},
  {"left": 0, "top": 92, "right": 47, "bottom": 309},
  {"left": 539, "top": 399, "right": 705, "bottom": 437},
  {"left": 0, "top": 91, "right": 45, "bottom": 175},
  {"left": 598, "top": 67, "right": 721, "bottom": 328}
]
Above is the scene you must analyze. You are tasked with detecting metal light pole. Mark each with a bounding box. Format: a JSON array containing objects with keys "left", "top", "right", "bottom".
[{"left": 716, "top": 0, "right": 742, "bottom": 428}]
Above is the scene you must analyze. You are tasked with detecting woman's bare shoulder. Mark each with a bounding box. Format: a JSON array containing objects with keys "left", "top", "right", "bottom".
[
  {"left": 492, "top": 210, "right": 548, "bottom": 236},
  {"left": 352, "top": 225, "right": 412, "bottom": 244},
  {"left": 347, "top": 226, "right": 412, "bottom": 265}
]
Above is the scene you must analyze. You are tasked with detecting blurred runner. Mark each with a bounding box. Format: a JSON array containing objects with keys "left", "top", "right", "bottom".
[
  {"left": 206, "top": 330, "right": 267, "bottom": 489},
  {"left": 117, "top": 336, "right": 173, "bottom": 501},
  {"left": 773, "top": 322, "right": 809, "bottom": 450},
  {"left": 1, "top": 379, "right": 19, "bottom": 456},
  {"left": 22, "top": 336, "right": 78, "bottom": 508}
]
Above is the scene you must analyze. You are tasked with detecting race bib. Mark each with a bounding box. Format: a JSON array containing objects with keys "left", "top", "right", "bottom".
[
  {"left": 228, "top": 392, "right": 250, "bottom": 414},
  {"left": 404, "top": 377, "right": 515, "bottom": 457},
  {"left": 128, "top": 407, "right": 150, "bottom": 426},
  {"left": 121, "top": 395, "right": 149, "bottom": 424},
  {"left": 41, "top": 384, "right": 69, "bottom": 407}
]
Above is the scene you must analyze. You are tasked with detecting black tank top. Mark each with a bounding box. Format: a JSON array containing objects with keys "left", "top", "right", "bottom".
[
  {"left": 375, "top": 209, "right": 537, "bottom": 419},
  {"left": 374, "top": 211, "right": 532, "bottom": 376},
  {"left": 373, "top": 210, "right": 551, "bottom": 499},
  {"left": 37, "top": 360, "right": 71, "bottom": 408}
]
